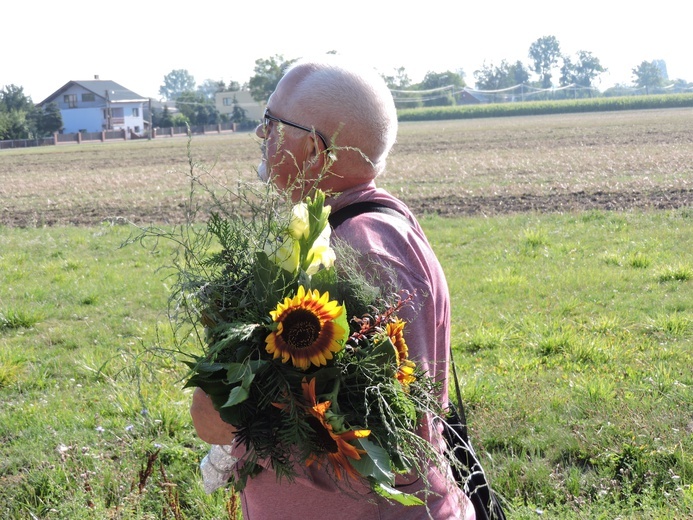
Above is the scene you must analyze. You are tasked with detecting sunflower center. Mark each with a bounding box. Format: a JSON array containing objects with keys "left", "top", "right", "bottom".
[
  {"left": 282, "top": 309, "right": 321, "bottom": 349},
  {"left": 307, "top": 416, "right": 338, "bottom": 454}
]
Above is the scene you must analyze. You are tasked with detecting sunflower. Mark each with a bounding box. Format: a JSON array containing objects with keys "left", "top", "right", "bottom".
[
  {"left": 386, "top": 319, "right": 408, "bottom": 364},
  {"left": 302, "top": 378, "right": 370, "bottom": 480},
  {"left": 265, "top": 286, "right": 346, "bottom": 370},
  {"left": 386, "top": 319, "right": 417, "bottom": 387}
]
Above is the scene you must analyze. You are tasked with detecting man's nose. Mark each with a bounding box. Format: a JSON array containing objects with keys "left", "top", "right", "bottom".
[{"left": 255, "top": 124, "right": 266, "bottom": 139}]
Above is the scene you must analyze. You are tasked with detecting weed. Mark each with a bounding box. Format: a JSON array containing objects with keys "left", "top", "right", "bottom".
[
  {"left": 628, "top": 251, "right": 651, "bottom": 269},
  {"left": 657, "top": 263, "right": 692, "bottom": 282},
  {"left": 0, "top": 307, "right": 40, "bottom": 330}
]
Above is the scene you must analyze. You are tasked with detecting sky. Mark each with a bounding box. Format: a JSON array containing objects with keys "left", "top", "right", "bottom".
[{"left": 4, "top": 1, "right": 690, "bottom": 102}]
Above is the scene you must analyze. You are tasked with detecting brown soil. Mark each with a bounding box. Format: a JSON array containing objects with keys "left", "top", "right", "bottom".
[
  {"left": 3, "top": 188, "right": 690, "bottom": 228},
  {"left": 2, "top": 109, "right": 691, "bottom": 227},
  {"left": 407, "top": 187, "right": 692, "bottom": 217}
]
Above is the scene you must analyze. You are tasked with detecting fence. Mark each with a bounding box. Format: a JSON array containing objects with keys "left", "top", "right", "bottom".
[{"left": 0, "top": 121, "right": 241, "bottom": 150}]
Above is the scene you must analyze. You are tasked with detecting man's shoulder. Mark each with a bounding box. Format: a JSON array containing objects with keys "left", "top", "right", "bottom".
[{"left": 329, "top": 201, "right": 410, "bottom": 229}]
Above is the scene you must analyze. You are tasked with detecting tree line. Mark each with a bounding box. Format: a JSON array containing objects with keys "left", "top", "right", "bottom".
[
  {"left": 0, "top": 85, "right": 62, "bottom": 141},
  {"left": 472, "top": 35, "right": 686, "bottom": 96},
  {"left": 2, "top": 35, "right": 689, "bottom": 140}
]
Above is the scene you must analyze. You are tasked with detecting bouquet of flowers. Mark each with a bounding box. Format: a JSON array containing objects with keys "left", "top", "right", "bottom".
[{"left": 164, "top": 186, "right": 444, "bottom": 505}]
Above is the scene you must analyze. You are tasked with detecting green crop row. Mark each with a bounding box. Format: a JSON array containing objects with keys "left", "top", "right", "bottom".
[{"left": 398, "top": 93, "right": 693, "bottom": 121}]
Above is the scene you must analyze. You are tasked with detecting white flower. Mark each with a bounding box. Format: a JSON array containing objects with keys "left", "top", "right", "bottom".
[
  {"left": 264, "top": 236, "right": 300, "bottom": 274},
  {"left": 305, "top": 226, "right": 336, "bottom": 274},
  {"left": 289, "top": 203, "right": 310, "bottom": 240}
]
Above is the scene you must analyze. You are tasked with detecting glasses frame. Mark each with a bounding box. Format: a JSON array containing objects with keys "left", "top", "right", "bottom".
[{"left": 262, "top": 108, "right": 329, "bottom": 151}]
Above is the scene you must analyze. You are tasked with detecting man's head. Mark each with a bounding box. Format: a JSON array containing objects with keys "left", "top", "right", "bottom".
[{"left": 256, "top": 56, "right": 398, "bottom": 201}]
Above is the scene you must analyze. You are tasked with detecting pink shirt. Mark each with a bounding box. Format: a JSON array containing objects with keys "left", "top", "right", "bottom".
[{"left": 231, "top": 182, "right": 475, "bottom": 519}]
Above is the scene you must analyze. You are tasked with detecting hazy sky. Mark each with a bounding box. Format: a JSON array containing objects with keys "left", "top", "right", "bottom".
[{"left": 4, "top": 1, "right": 689, "bottom": 102}]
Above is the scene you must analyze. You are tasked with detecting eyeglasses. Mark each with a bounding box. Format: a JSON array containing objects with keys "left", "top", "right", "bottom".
[{"left": 262, "top": 108, "right": 329, "bottom": 150}]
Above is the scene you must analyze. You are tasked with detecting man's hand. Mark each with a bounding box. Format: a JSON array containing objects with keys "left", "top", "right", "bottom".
[{"left": 190, "top": 388, "right": 237, "bottom": 444}]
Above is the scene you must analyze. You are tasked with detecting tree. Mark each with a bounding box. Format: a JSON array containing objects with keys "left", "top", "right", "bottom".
[
  {"left": 230, "top": 96, "right": 247, "bottom": 124},
  {"left": 632, "top": 60, "right": 664, "bottom": 94},
  {"left": 381, "top": 67, "right": 415, "bottom": 109},
  {"left": 474, "top": 60, "right": 528, "bottom": 90},
  {"left": 248, "top": 55, "right": 296, "bottom": 103},
  {"left": 0, "top": 85, "right": 35, "bottom": 139},
  {"left": 1, "top": 84, "right": 32, "bottom": 112},
  {"left": 473, "top": 61, "right": 531, "bottom": 101},
  {"left": 560, "top": 51, "right": 606, "bottom": 91},
  {"left": 381, "top": 66, "right": 412, "bottom": 90},
  {"left": 415, "top": 70, "right": 465, "bottom": 106},
  {"left": 197, "top": 79, "right": 226, "bottom": 100},
  {"left": 0, "top": 109, "right": 28, "bottom": 140},
  {"left": 159, "top": 69, "right": 196, "bottom": 101},
  {"left": 225, "top": 79, "right": 241, "bottom": 92},
  {"left": 175, "top": 91, "right": 219, "bottom": 125},
  {"left": 29, "top": 102, "right": 63, "bottom": 136},
  {"left": 153, "top": 105, "right": 174, "bottom": 128},
  {"left": 529, "top": 35, "right": 562, "bottom": 88}
]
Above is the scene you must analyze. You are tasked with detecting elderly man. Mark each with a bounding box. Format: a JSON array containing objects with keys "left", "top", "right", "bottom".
[{"left": 190, "top": 55, "right": 476, "bottom": 519}]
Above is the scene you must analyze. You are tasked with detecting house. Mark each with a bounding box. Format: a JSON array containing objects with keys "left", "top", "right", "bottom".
[
  {"left": 38, "top": 77, "right": 148, "bottom": 134},
  {"left": 215, "top": 90, "right": 264, "bottom": 122}
]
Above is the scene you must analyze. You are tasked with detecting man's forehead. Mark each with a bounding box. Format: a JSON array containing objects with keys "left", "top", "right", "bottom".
[{"left": 269, "top": 69, "right": 307, "bottom": 110}]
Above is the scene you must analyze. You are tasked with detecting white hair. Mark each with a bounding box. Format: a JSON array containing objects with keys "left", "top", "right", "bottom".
[{"left": 283, "top": 55, "right": 398, "bottom": 176}]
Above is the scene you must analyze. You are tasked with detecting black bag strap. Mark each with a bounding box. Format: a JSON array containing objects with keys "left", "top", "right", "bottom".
[
  {"left": 330, "top": 201, "right": 469, "bottom": 415},
  {"left": 328, "top": 201, "right": 409, "bottom": 229},
  {"left": 449, "top": 350, "right": 469, "bottom": 440},
  {"left": 329, "top": 200, "right": 470, "bottom": 429},
  {"left": 331, "top": 200, "right": 506, "bottom": 519}
]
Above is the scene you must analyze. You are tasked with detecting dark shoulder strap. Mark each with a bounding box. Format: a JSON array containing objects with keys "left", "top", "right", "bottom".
[
  {"left": 328, "top": 201, "right": 409, "bottom": 229},
  {"left": 329, "top": 200, "right": 468, "bottom": 429},
  {"left": 331, "top": 201, "right": 472, "bottom": 439}
]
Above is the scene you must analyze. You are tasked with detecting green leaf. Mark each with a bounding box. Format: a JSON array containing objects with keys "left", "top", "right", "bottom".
[
  {"left": 241, "top": 368, "right": 256, "bottom": 389},
  {"left": 391, "top": 386, "right": 417, "bottom": 424},
  {"left": 226, "top": 362, "right": 248, "bottom": 383},
  {"left": 334, "top": 302, "right": 350, "bottom": 345},
  {"left": 350, "top": 438, "right": 394, "bottom": 484},
  {"left": 373, "top": 482, "right": 425, "bottom": 506},
  {"left": 222, "top": 385, "right": 249, "bottom": 407},
  {"left": 367, "top": 337, "right": 398, "bottom": 371}
]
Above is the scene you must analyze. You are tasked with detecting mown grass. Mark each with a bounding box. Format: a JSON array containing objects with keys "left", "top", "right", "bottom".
[
  {"left": 1, "top": 207, "right": 691, "bottom": 518},
  {"left": 436, "top": 208, "right": 693, "bottom": 518}
]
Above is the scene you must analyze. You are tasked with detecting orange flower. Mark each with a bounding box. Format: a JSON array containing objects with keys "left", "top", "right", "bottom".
[
  {"left": 386, "top": 320, "right": 417, "bottom": 387},
  {"left": 302, "top": 378, "right": 370, "bottom": 480},
  {"left": 386, "top": 319, "right": 408, "bottom": 364}
]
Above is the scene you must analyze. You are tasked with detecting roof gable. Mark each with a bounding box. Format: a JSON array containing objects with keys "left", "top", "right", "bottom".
[{"left": 39, "top": 80, "right": 147, "bottom": 105}]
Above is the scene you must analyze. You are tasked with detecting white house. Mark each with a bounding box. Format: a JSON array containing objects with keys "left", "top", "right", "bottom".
[{"left": 39, "top": 78, "right": 148, "bottom": 134}]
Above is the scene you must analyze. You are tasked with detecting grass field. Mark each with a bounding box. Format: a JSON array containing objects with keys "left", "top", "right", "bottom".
[{"left": 1, "top": 109, "right": 691, "bottom": 519}]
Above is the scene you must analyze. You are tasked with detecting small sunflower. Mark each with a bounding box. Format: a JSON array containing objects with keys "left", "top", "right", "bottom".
[
  {"left": 265, "top": 286, "right": 346, "bottom": 370},
  {"left": 386, "top": 319, "right": 408, "bottom": 364},
  {"left": 302, "top": 378, "right": 370, "bottom": 480},
  {"left": 386, "top": 319, "right": 417, "bottom": 387}
]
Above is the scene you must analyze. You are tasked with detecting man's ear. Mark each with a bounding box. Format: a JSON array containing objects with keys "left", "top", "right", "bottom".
[{"left": 302, "top": 134, "right": 326, "bottom": 174}]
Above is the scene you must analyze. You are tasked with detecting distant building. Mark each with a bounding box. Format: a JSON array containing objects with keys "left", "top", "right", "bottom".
[
  {"left": 38, "top": 77, "right": 148, "bottom": 134},
  {"left": 215, "top": 91, "right": 264, "bottom": 122}
]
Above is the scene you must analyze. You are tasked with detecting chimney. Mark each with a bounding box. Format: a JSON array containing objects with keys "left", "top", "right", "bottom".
[{"left": 94, "top": 75, "right": 100, "bottom": 80}]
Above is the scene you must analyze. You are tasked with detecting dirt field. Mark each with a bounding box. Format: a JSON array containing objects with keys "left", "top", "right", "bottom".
[{"left": 1, "top": 108, "right": 691, "bottom": 227}]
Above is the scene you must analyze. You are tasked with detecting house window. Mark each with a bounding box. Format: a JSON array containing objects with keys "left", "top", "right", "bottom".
[
  {"left": 223, "top": 97, "right": 232, "bottom": 106},
  {"left": 82, "top": 93, "right": 95, "bottom": 102},
  {"left": 132, "top": 108, "right": 139, "bottom": 117},
  {"left": 111, "top": 107, "right": 124, "bottom": 125},
  {"left": 64, "top": 94, "right": 77, "bottom": 108}
]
